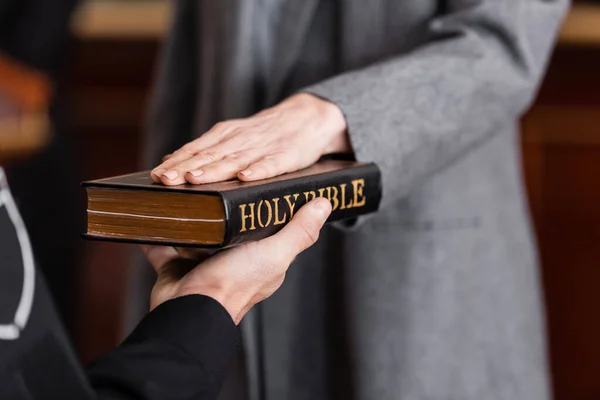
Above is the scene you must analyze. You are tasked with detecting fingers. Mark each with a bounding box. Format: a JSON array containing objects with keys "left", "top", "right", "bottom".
[
  {"left": 185, "top": 151, "right": 260, "bottom": 184},
  {"left": 151, "top": 146, "right": 196, "bottom": 183},
  {"left": 256, "top": 197, "right": 332, "bottom": 265},
  {"left": 152, "top": 136, "right": 264, "bottom": 186},
  {"left": 144, "top": 246, "right": 206, "bottom": 282},
  {"left": 155, "top": 147, "right": 228, "bottom": 185},
  {"left": 141, "top": 245, "right": 180, "bottom": 274},
  {"left": 238, "top": 153, "right": 296, "bottom": 182},
  {"left": 151, "top": 121, "right": 237, "bottom": 183},
  {"left": 155, "top": 144, "right": 295, "bottom": 186}
]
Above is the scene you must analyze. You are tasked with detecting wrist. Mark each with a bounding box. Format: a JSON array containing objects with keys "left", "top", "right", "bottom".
[
  {"left": 319, "top": 97, "right": 351, "bottom": 154},
  {"left": 175, "top": 283, "right": 250, "bottom": 325},
  {"left": 287, "top": 93, "right": 351, "bottom": 154}
]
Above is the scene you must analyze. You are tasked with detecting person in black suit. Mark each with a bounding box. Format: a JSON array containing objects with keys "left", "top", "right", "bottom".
[
  {"left": 0, "top": 167, "right": 332, "bottom": 399},
  {"left": 0, "top": 0, "right": 82, "bottom": 336}
]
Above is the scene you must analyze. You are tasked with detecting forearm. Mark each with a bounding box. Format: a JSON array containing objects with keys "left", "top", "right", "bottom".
[{"left": 304, "top": 0, "right": 569, "bottom": 209}]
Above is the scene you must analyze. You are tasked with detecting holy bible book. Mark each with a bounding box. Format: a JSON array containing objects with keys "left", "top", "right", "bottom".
[{"left": 83, "top": 159, "right": 381, "bottom": 248}]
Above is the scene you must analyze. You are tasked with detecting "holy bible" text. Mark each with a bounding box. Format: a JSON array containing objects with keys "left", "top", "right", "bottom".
[{"left": 238, "top": 178, "right": 367, "bottom": 232}]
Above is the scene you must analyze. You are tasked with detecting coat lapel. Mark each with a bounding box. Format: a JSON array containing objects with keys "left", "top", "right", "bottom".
[{"left": 266, "top": 0, "right": 320, "bottom": 105}]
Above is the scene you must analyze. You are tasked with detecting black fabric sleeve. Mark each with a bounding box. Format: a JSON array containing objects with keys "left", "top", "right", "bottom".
[{"left": 87, "top": 295, "right": 240, "bottom": 400}]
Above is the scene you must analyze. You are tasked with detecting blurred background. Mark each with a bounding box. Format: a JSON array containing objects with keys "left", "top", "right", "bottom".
[{"left": 0, "top": 0, "right": 598, "bottom": 399}]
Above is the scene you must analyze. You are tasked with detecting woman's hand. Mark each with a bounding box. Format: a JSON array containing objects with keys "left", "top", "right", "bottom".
[
  {"left": 151, "top": 93, "right": 351, "bottom": 186},
  {"left": 143, "top": 198, "right": 332, "bottom": 324}
]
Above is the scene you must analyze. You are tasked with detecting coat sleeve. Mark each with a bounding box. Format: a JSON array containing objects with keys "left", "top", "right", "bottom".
[
  {"left": 304, "top": 0, "right": 570, "bottom": 210},
  {"left": 87, "top": 295, "right": 240, "bottom": 400}
]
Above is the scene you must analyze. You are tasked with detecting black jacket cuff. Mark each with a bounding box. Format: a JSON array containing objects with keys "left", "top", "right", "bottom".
[{"left": 128, "top": 295, "right": 240, "bottom": 381}]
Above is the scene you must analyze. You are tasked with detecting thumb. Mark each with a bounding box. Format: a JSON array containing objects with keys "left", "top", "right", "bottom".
[{"left": 256, "top": 197, "right": 332, "bottom": 264}]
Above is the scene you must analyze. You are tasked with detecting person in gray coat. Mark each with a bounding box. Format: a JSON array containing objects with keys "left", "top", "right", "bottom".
[{"left": 135, "top": 1, "right": 570, "bottom": 399}]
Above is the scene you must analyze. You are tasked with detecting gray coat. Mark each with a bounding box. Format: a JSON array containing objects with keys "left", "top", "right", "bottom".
[{"left": 140, "top": 1, "right": 570, "bottom": 399}]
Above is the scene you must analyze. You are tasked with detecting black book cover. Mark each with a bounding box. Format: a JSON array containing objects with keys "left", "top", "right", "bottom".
[{"left": 83, "top": 160, "right": 381, "bottom": 247}]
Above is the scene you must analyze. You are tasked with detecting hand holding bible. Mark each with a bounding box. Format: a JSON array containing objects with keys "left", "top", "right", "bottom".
[
  {"left": 151, "top": 93, "right": 351, "bottom": 186},
  {"left": 142, "top": 197, "right": 332, "bottom": 324}
]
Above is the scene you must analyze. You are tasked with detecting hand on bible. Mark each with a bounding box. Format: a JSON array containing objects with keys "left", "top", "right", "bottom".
[
  {"left": 151, "top": 93, "right": 351, "bottom": 185},
  {"left": 142, "top": 197, "right": 332, "bottom": 324}
]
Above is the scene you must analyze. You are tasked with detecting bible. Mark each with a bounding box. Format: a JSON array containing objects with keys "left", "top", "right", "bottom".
[{"left": 83, "top": 159, "right": 381, "bottom": 248}]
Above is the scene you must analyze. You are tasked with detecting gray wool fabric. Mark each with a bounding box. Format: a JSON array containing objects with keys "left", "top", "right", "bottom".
[{"left": 135, "top": 0, "right": 571, "bottom": 399}]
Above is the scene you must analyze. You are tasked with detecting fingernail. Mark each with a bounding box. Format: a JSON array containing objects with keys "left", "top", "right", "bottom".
[
  {"left": 313, "top": 198, "right": 332, "bottom": 218},
  {"left": 162, "top": 170, "right": 178, "bottom": 180},
  {"left": 188, "top": 170, "right": 204, "bottom": 177},
  {"left": 239, "top": 170, "right": 252, "bottom": 177}
]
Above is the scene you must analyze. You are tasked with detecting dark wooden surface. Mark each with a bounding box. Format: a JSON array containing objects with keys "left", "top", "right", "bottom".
[{"left": 67, "top": 38, "right": 600, "bottom": 398}]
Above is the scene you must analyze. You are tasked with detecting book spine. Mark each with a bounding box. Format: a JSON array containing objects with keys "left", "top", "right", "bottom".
[{"left": 220, "top": 164, "right": 381, "bottom": 247}]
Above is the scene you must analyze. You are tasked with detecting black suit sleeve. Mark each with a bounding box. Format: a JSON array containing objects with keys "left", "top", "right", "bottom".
[{"left": 87, "top": 295, "right": 240, "bottom": 400}]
